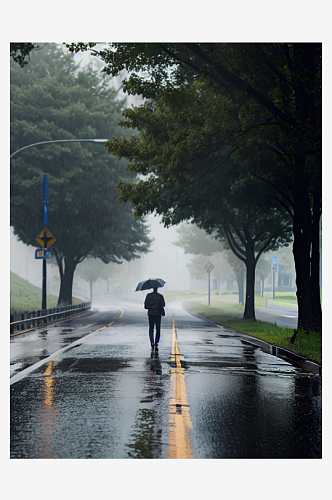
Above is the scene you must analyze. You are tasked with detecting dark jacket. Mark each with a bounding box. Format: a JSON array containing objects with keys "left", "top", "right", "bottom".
[{"left": 144, "top": 291, "right": 165, "bottom": 317}]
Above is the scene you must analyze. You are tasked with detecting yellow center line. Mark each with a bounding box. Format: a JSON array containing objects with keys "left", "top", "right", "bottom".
[
  {"left": 98, "top": 309, "right": 124, "bottom": 330},
  {"left": 168, "top": 316, "right": 193, "bottom": 459}
]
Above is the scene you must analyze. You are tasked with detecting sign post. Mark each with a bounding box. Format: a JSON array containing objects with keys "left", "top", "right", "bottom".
[
  {"left": 42, "top": 174, "right": 47, "bottom": 310},
  {"left": 272, "top": 257, "right": 278, "bottom": 300},
  {"left": 205, "top": 261, "right": 214, "bottom": 305},
  {"left": 10, "top": 140, "right": 107, "bottom": 310},
  {"left": 35, "top": 174, "right": 56, "bottom": 310}
]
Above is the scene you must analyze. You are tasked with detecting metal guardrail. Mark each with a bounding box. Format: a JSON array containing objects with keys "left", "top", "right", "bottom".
[{"left": 10, "top": 302, "right": 91, "bottom": 335}]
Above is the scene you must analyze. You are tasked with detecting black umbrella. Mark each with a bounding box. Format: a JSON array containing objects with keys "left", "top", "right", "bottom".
[{"left": 135, "top": 278, "right": 166, "bottom": 291}]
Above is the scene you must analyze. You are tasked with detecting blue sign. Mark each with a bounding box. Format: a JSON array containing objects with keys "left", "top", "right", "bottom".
[
  {"left": 43, "top": 173, "right": 48, "bottom": 225},
  {"left": 272, "top": 256, "right": 278, "bottom": 272},
  {"left": 35, "top": 248, "right": 52, "bottom": 259}
]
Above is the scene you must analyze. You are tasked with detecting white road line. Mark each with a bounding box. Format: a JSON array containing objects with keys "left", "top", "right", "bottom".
[{"left": 10, "top": 309, "right": 124, "bottom": 385}]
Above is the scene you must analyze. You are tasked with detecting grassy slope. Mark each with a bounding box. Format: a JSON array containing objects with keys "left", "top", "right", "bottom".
[{"left": 10, "top": 271, "right": 59, "bottom": 315}]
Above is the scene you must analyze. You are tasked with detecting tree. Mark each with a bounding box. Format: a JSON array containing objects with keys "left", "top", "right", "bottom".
[
  {"left": 107, "top": 90, "right": 293, "bottom": 320},
  {"left": 10, "top": 43, "right": 42, "bottom": 67},
  {"left": 173, "top": 224, "right": 222, "bottom": 256},
  {"left": 223, "top": 250, "right": 246, "bottom": 304},
  {"left": 10, "top": 43, "right": 151, "bottom": 305},
  {"left": 76, "top": 257, "right": 105, "bottom": 303},
  {"left": 67, "top": 42, "right": 321, "bottom": 332},
  {"left": 174, "top": 224, "right": 244, "bottom": 299},
  {"left": 255, "top": 254, "right": 271, "bottom": 298},
  {"left": 193, "top": 156, "right": 292, "bottom": 320}
]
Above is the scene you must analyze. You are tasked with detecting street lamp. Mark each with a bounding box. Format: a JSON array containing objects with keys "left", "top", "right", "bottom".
[
  {"left": 10, "top": 138, "right": 108, "bottom": 158},
  {"left": 10, "top": 138, "right": 109, "bottom": 309}
]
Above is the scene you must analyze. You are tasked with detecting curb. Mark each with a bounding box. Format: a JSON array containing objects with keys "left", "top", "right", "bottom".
[{"left": 182, "top": 304, "right": 321, "bottom": 376}]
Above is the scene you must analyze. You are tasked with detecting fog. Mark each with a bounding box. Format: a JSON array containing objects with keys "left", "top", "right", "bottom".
[
  {"left": 9, "top": 46, "right": 194, "bottom": 302},
  {"left": 10, "top": 212, "right": 298, "bottom": 307},
  {"left": 9, "top": 44, "right": 300, "bottom": 306},
  {"left": 10, "top": 215, "right": 196, "bottom": 303},
  {"left": 9, "top": 45, "right": 212, "bottom": 304}
]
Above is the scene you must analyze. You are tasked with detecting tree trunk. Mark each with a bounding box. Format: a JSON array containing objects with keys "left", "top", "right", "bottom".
[
  {"left": 243, "top": 249, "right": 256, "bottom": 321},
  {"left": 57, "top": 256, "right": 77, "bottom": 306},
  {"left": 291, "top": 45, "right": 319, "bottom": 332},
  {"left": 292, "top": 188, "right": 314, "bottom": 331},
  {"left": 233, "top": 266, "right": 245, "bottom": 304},
  {"left": 310, "top": 187, "right": 322, "bottom": 331}
]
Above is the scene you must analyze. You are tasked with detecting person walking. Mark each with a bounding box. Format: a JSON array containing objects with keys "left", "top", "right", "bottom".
[{"left": 144, "top": 287, "right": 165, "bottom": 350}]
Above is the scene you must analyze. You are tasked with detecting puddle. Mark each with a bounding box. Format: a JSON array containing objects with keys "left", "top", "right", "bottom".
[{"left": 126, "top": 409, "right": 163, "bottom": 459}]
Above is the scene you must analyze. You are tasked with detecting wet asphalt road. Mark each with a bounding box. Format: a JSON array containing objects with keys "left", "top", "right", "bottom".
[{"left": 10, "top": 295, "right": 321, "bottom": 459}]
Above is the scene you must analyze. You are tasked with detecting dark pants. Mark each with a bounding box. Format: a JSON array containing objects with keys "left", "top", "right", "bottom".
[{"left": 148, "top": 315, "right": 161, "bottom": 346}]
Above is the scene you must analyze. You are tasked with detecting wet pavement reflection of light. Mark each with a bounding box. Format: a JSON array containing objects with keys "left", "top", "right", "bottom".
[
  {"left": 38, "top": 361, "right": 55, "bottom": 458},
  {"left": 10, "top": 308, "right": 121, "bottom": 377},
  {"left": 10, "top": 297, "right": 321, "bottom": 459},
  {"left": 178, "top": 323, "right": 321, "bottom": 458},
  {"left": 10, "top": 310, "right": 172, "bottom": 459}
]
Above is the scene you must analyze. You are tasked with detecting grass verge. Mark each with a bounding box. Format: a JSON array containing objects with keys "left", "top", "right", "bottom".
[{"left": 166, "top": 291, "right": 321, "bottom": 365}]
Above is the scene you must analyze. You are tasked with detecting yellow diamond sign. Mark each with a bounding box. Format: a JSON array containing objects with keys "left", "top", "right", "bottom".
[
  {"left": 36, "top": 228, "right": 56, "bottom": 249},
  {"left": 205, "top": 261, "right": 214, "bottom": 274}
]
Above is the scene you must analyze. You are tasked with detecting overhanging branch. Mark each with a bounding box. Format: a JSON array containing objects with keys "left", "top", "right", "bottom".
[{"left": 182, "top": 43, "right": 297, "bottom": 128}]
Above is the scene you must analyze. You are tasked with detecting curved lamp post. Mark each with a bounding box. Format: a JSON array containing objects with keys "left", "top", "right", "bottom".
[
  {"left": 10, "top": 138, "right": 109, "bottom": 309},
  {"left": 10, "top": 138, "right": 108, "bottom": 158}
]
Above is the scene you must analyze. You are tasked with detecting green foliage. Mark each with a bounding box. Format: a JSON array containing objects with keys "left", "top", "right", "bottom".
[
  {"left": 102, "top": 47, "right": 294, "bottom": 321},
  {"left": 10, "top": 43, "right": 41, "bottom": 67},
  {"left": 10, "top": 43, "right": 151, "bottom": 305},
  {"left": 127, "top": 409, "right": 156, "bottom": 459},
  {"left": 173, "top": 223, "right": 222, "bottom": 256},
  {"left": 10, "top": 272, "right": 58, "bottom": 315},
  {"left": 255, "top": 296, "right": 297, "bottom": 308},
  {"left": 66, "top": 42, "right": 322, "bottom": 330},
  {"left": 173, "top": 223, "right": 242, "bottom": 287},
  {"left": 272, "top": 294, "right": 297, "bottom": 303},
  {"left": 67, "top": 43, "right": 321, "bottom": 149}
]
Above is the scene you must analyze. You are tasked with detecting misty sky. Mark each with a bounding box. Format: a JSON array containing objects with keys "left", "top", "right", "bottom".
[{"left": 10, "top": 214, "right": 195, "bottom": 298}]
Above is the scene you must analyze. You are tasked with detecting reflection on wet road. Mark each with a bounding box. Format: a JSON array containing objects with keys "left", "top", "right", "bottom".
[
  {"left": 10, "top": 307, "right": 122, "bottom": 378},
  {"left": 10, "top": 296, "right": 321, "bottom": 459},
  {"left": 168, "top": 316, "right": 193, "bottom": 459},
  {"left": 11, "top": 300, "right": 172, "bottom": 459},
  {"left": 184, "top": 336, "right": 321, "bottom": 458}
]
